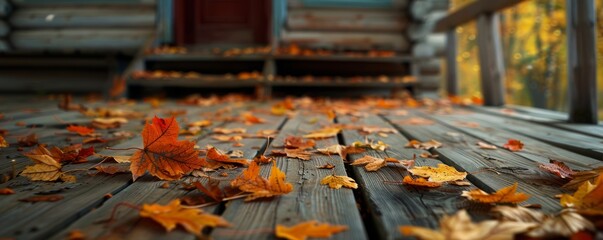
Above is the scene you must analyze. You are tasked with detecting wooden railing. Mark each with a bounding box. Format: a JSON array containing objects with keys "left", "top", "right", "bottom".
[{"left": 434, "top": 0, "right": 598, "bottom": 124}]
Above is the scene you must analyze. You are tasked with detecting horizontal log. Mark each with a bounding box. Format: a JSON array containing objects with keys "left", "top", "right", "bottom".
[
  {"left": 10, "top": 29, "right": 153, "bottom": 52},
  {"left": 434, "top": 0, "right": 525, "bottom": 32},
  {"left": 407, "top": 11, "right": 447, "bottom": 40},
  {"left": 0, "top": 20, "right": 9, "bottom": 37},
  {"left": 410, "top": 0, "right": 448, "bottom": 21},
  {"left": 286, "top": 8, "right": 407, "bottom": 32},
  {"left": 412, "top": 33, "right": 446, "bottom": 57},
  {"left": 281, "top": 30, "right": 409, "bottom": 51},
  {"left": 10, "top": 0, "right": 155, "bottom": 7},
  {"left": 417, "top": 58, "right": 442, "bottom": 75},
  {"left": 10, "top": 7, "right": 155, "bottom": 28},
  {"left": 287, "top": 0, "right": 409, "bottom": 9},
  {"left": 0, "top": 0, "right": 11, "bottom": 18}
]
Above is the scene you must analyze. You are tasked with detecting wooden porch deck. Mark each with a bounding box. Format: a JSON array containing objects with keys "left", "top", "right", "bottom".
[{"left": 0, "top": 95, "right": 602, "bottom": 240}]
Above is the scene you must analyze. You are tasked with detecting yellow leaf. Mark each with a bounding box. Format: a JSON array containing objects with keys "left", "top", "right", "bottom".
[
  {"left": 21, "top": 163, "right": 62, "bottom": 181},
  {"left": 560, "top": 175, "right": 603, "bottom": 215},
  {"left": 408, "top": 164, "right": 467, "bottom": 182},
  {"left": 462, "top": 183, "right": 530, "bottom": 204},
  {"left": 139, "top": 199, "right": 230, "bottom": 236},
  {"left": 400, "top": 210, "right": 536, "bottom": 240},
  {"left": 320, "top": 175, "right": 358, "bottom": 189},
  {"left": 275, "top": 220, "right": 348, "bottom": 240},
  {"left": 351, "top": 155, "right": 386, "bottom": 171},
  {"left": 402, "top": 176, "right": 442, "bottom": 188},
  {"left": 303, "top": 127, "right": 341, "bottom": 139},
  {"left": 0, "top": 135, "right": 8, "bottom": 148}
]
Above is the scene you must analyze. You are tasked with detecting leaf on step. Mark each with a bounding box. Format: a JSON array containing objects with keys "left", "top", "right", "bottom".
[
  {"left": 91, "top": 117, "right": 128, "bottom": 129},
  {"left": 402, "top": 176, "right": 442, "bottom": 188},
  {"left": 563, "top": 167, "right": 603, "bottom": 190},
  {"left": 271, "top": 148, "right": 312, "bottom": 161},
  {"left": 284, "top": 136, "right": 315, "bottom": 150},
  {"left": 275, "top": 220, "right": 348, "bottom": 240},
  {"left": 303, "top": 127, "right": 341, "bottom": 139},
  {"left": 351, "top": 155, "right": 386, "bottom": 171},
  {"left": 559, "top": 175, "right": 603, "bottom": 215},
  {"left": 539, "top": 160, "right": 575, "bottom": 179},
  {"left": 492, "top": 206, "right": 595, "bottom": 238},
  {"left": 477, "top": 141, "right": 497, "bottom": 150},
  {"left": 139, "top": 199, "right": 230, "bottom": 236},
  {"left": 67, "top": 125, "right": 95, "bottom": 136},
  {"left": 503, "top": 139, "right": 524, "bottom": 152},
  {"left": 212, "top": 127, "right": 246, "bottom": 134},
  {"left": 405, "top": 139, "right": 442, "bottom": 150},
  {"left": 0, "top": 135, "right": 7, "bottom": 148},
  {"left": 462, "top": 183, "right": 529, "bottom": 204},
  {"left": 321, "top": 175, "right": 358, "bottom": 189}
]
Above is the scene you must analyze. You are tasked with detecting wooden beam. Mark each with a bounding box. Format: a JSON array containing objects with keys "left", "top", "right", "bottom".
[
  {"left": 476, "top": 13, "right": 505, "bottom": 106},
  {"left": 434, "top": 0, "right": 525, "bottom": 32},
  {"left": 446, "top": 29, "right": 458, "bottom": 95},
  {"left": 566, "top": 0, "right": 598, "bottom": 123}
]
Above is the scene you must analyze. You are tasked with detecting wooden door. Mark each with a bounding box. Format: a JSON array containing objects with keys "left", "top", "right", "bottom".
[{"left": 174, "top": 0, "right": 269, "bottom": 46}]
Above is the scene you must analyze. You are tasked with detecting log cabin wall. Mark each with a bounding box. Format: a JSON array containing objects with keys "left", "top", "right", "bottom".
[
  {"left": 408, "top": 0, "right": 448, "bottom": 96},
  {"left": 0, "top": 0, "right": 156, "bottom": 93}
]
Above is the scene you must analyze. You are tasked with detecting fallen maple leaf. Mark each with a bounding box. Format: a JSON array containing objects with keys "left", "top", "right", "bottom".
[
  {"left": 303, "top": 127, "right": 341, "bottom": 139},
  {"left": 462, "top": 183, "right": 530, "bottom": 204},
  {"left": 539, "top": 160, "right": 575, "bottom": 179},
  {"left": 21, "top": 150, "right": 75, "bottom": 182},
  {"left": 321, "top": 174, "right": 358, "bottom": 189},
  {"left": 230, "top": 161, "right": 293, "bottom": 201},
  {"left": 503, "top": 139, "right": 524, "bottom": 152},
  {"left": 271, "top": 148, "right": 312, "bottom": 161},
  {"left": 560, "top": 175, "right": 603, "bottom": 215},
  {"left": 91, "top": 117, "right": 128, "bottom": 129},
  {"left": 351, "top": 155, "right": 403, "bottom": 171},
  {"left": 402, "top": 176, "right": 442, "bottom": 188},
  {"left": 213, "top": 127, "right": 246, "bottom": 134},
  {"left": 316, "top": 145, "right": 347, "bottom": 159},
  {"left": 275, "top": 220, "right": 348, "bottom": 240},
  {"left": 67, "top": 125, "right": 95, "bottom": 136},
  {"left": 408, "top": 164, "right": 467, "bottom": 182},
  {"left": 139, "top": 199, "right": 230, "bottom": 236},
  {"left": 400, "top": 210, "right": 536, "bottom": 240},
  {"left": 204, "top": 146, "right": 249, "bottom": 169},
  {"left": 284, "top": 136, "right": 315, "bottom": 150},
  {"left": 129, "top": 116, "right": 203, "bottom": 181},
  {"left": 360, "top": 126, "right": 397, "bottom": 134},
  {"left": 18, "top": 133, "right": 38, "bottom": 147},
  {"left": 563, "top": 167, "right": 603, "bottom": 189},
  {"left": 405, "top": 139, "right": 442, "bottom": 150},
  {"left": 241, "top": 112, "right": 265, "bottom": 124},
  {"left": 477, "top": 141, "right": 497, "bottom": 150},
  {"left": 493, "top": 206, "right": 595, "bottom": 238}
]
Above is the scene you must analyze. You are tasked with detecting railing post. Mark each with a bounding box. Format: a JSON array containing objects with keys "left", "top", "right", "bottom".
[
  {"left": 445, "top": 29, "right": 459, "bottom": 96},
  {"left": 566, "top": 0, "right": 597, "bottom": 124},
  {"left": 476, "top": 13, "right": 505, "bottom": 106}
]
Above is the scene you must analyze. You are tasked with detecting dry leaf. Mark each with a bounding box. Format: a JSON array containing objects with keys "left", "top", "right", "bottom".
[
  {"left": 395, "top": 117, "right": 434, "bottom": 125},
  {"left": 18, "top": 133, "right": 38, "bottom": 147},
  {"left": 539, "top": 160, "right": 575, "bottom": 179},
  {"left": 317, "top": 163, "right": 335, "bottom": 169},
  {"left": 563, "top": 167, "right": 603, "bottom": 189},
  {"left": 0, "top": 135, "right": 8, "bottom": 148},
  {"left": 139, "top": 199, "right": 230, "bottom": 236},
  {"left": 405, "top": 139, "right": 442, "bottom": 150},
  {"left": 284, "top": 136, "right": 315, "bottom": 150},
  {"left": 272, "top": 148, "right": 312, "bottom": 161},
  {"left": 129, "top": 116, "right": 203, "bottom": 181},
  {"left": 91, "top": 117, "right": 128, "bottom": 129},
  {"left": 493, "top": 206, "right": 595, "bottom": 238},
  {"left": 303, "top": 127, "right": 341, "bottom": 139},
  {"left": 20, "top": 152, "right": 75, "bottom": 182},
  {"left": 360, "top": 126, "right": 397, "bottom": 134},
  {"left": 316, "top": 145, "right": 346, "bottom": 158},
  {"left": 351, "top": 155, "right": 386, "bottom": 171},
  {"left": 67, "top": 229, "right": 86, "bottom": 240},
  {"left": 0, "top": 188, "right": 15, "bottom": 194},
  {"left": 462, "top": 183, "right": 530, "bottom": 204},
  {"left": 275, "top": 220, "right": 348, "bottom": 240},
  {"left": 187, "top": 120, "right": 212, "bottom": 128},
  {"left": 351, "top": 140, "right": 388, "bottom": 151},
  {"left": 193, "top": 179, "right": 223, "bottom": 202},
  {"left": 408, "top": 164, "right": 467, "bottom": 182},
  {"left": 230, "top": 161, "right": 293, "bottom": 201},
  {"left": 503, "top": 139, "right": 524, "bottom": 152},
  {"left": 400, "top": 210, "right": 536, "bottom": 240},
  {"left": 241, "top": 112, "right": 265, "bottom": 124},
  {"left": 477, "top": 141, "right": 497, "bottom": 150},
  {"left": 213, "top": 127, "right": 246, "bottom": 134},
  {"left": 95, "top": 165, "right": 130, "bottom": 175},
  {"left": 205, "top": 147, "right": 249, "bottom": 169},
  {"left": 253, "top": 154, "right": 274, "bottom": 164},
  {"left": 212, "top": 135, "right": 243, "bottom": 142},
  {"left": 559, "top": 175, "right": 603, "bottom": 215},
  {"left": 67, "top": 125, "right": 95, "bottom": 136},
  {"left": 321, "top": 175, "right": 358, "bottom": 189},
  {"left": 19, "top": 194, "right": 64, "bottom": 202},
  {"left": 402, "top": 176, "right": 442, "bottom": 188}
]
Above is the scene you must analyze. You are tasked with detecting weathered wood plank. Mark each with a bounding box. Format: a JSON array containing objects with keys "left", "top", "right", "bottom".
[
  {"left": 0, "top": 102, "right": 247, "bottom": 239},
  {"left": 281, "top": 30, "right": 409, "bottom": 51},
  {"left": 287, "top": 0, "right": 409, "bottom": 9},
  {"left": 384, "top": 112, "right": 571, "bottom": 213},
  {"left": 338, "top": 113, "right": 477, "bottom": 240},
  {"left": 10, "top": 29, "right": 153, "bottom": 51},
  {"left": 476, "top": 13, "right": 505, "bottom": 106},
  {"left": 434, "top": 0, "right": 526, "bottom": 32},
  {"left": 211, "top": 113, "right": 367, "bottom": 239},
  {"left": 445, "top": 30, "right": 459, "bottom": 95},
  {"left": 49, "top": 113, "right": 286, "bottom": 240},
  {"left": 566, "top": 0, "right": 598, "bottom": 123},
  {"left": 414, "top": 109, "right": 603, "bottom": 170},
  {"left": 10, "top": 7, "right": 155, "bottom": 28},
  {"left": 0, "top": 0, "right": 11, "bottom": 18},
  {"left": 286, "top": 8, "right": 407, "bottom": 32},
  {"left": 11, "top": 0, "right": 156, "bottom": 7}
]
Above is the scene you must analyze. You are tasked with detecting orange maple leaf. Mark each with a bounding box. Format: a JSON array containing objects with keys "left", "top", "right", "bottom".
[
  {"left": 204, "top": 146, "right": 249, "bottom": 169},
  {"left": 402, "top": 176, "right": 442, "bottom": 188},
  {"left": 503, "top": 139, "right": 524, "bottom": 152},
  {"left": 275, "top": 220, "right": 348, "bottom": 240},
  {"left": 129, "top": 116, "right": 203, "bottom": 181},
  {"left": 139, "top": 199, "right": 230, "bottom": 236},
  {"left": 230, "top": 161, "right": 293, "bottom": 201},
  {"left": 462, "top": 183, "right": 529, "bottom": 204},
  {"left": 66, "top": 125, "right": 95, "bottom": 136}
]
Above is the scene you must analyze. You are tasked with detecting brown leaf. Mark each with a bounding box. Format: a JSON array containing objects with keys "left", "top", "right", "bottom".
[
  {"left": 0, "top": 135, "right": 8, "bottom": 148},
  {"left": 193, "top": 179, "right": 223, "bottom": 202},
  {"left": 303, "top": 127, "right": 341, "bottom": 139},
  {"left": 316, "top": 145, "right": 347, "bottom": 159},
  {"left": 19, "top": 194, "right": 64, "bottom": 202},
  {"left": 317, "top": 163, "right": 335, "bottom": 169},
  {"left": 360, "top": 126, "right": 397, "bottom": 134},
  {"left": 560, "top": 175, "right": 603, "bottom": 215},
  {"left": 477, "top": 141, "right": 497, "bottom": 150},
  {"left": 493, "top": 206, "right": 595, "bottom": 238},
  {"left": 405, "top": 139, "right": 442, "bottom": 150},
  {"left": 205, "top": 147, "right": 249, "bottom": 169},
  {"left": 230, "top": 161, "right": 293, "bottom": 201},
  {"left": 539, "top": 160, "right": 575, "bottom": 179},
  {"left": 271, "top": 149, "right": 312, "bottom": 161},
  {"left": 275, "top": 220, "right": 348, "bottom": 240},
  {"left": 95, "top": 165, "right": 130, "bottom": 175},
  {"left": 284, "top": 136, "right": 315, "bottom": 150},
  {"left": 395, "top": 117, "right": 434, "bottom": 125},
  {"left": 67, "top": 125, "right": 95, "bottom": 136},
  {"left": 563, "top": 167, "right": 603, "bottom": 189},
  {"left": 351, "top": 155, "right": 386, "bottom": 171},
  {"left": 213, "top": 127, "right": 246, "bottom": 134},
  {"left": 18, "top": 133, "right": 38, "bottom": 147},
  {"left": 91, "top": 117, "right": 128, "bottom": 129}
]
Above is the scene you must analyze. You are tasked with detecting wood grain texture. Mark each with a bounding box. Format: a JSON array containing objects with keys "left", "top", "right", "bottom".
[
  {"left": 384, "top": 113, "right": 570, "bottom": 213},
  {"left": 338, "top": 113, "right": 476, "bottom": 240},
  {"left": 211, "top": 112, "right": 367, "bottom": 240}
]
